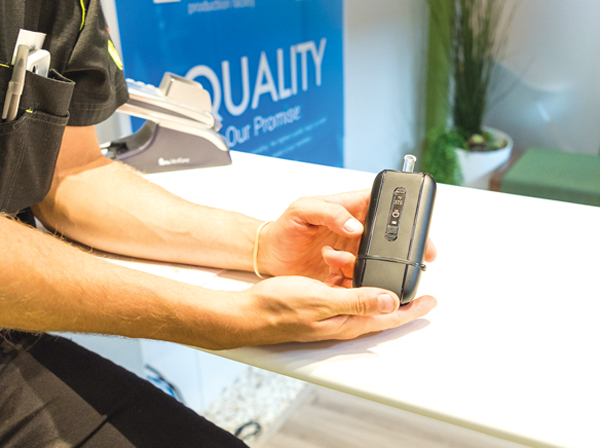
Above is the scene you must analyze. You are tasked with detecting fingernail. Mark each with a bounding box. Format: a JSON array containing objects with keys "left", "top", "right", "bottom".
[
  {"left": 343, "top": 218, "right": 362, "bottom": 233},
  {"left": 378, "top": 294, "right": 397, "bottom": 313}
]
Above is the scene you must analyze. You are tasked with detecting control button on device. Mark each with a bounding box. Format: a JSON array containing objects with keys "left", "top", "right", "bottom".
[{"left": 386, "top": 225, "right": 399, "bottom": 235}]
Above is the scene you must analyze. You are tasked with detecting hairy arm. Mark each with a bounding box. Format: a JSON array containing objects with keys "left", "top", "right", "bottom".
[
  {"left": 1, "top": 214, "right": 431, "bottom": 349},
  {"left": 0, "top": 214, "right": 230, "bottom": 348},
  {"left": 32, "top": 126, "right": 261, "bottom": 270},
  {"left": 1, "top": 126, "right": 436, "bottom": 348}
]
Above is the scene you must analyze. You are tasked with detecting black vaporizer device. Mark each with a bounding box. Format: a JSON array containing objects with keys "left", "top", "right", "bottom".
[{"left": 353, "top": 155, "right": 436, "bottom": 306}]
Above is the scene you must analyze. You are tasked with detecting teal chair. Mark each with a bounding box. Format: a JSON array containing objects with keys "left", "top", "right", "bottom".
[{"left": 501, "top": 148, "right": 600, "bottom": 207}]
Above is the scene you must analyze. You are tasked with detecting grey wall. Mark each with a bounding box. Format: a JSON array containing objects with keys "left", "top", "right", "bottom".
[
  {"left": 96, "top": 0, "right": 130, "bottom": 144},
  {"left": 343, "top": 0, "right": 429, "bottom": 172},
  {"left": 485, "top": 0, "right": 600, "bottom": 156}
]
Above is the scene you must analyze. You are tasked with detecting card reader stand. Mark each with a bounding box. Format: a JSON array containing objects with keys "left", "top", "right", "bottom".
[{"left": 101, "top": 73, "right": 231, "bottom": 173}]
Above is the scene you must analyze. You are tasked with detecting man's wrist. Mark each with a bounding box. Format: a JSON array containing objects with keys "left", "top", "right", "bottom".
[
  {"left": 255, "top": 220, "right": 275, "bottom": 278},
  {"left": 253, "top": 221, "right": 273, "bottom": 278}
]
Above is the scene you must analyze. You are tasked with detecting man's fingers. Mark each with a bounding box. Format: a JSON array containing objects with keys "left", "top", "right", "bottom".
[
  {"left": 292, "top": 197, "right": 363, "bottom": 237},
  {"left": 399, "top": 295, "right": 438, "bottom": 324},
  {"left": 325, "top": 273, "right": 354, "bottom": 289},
  {"left": 322, "top": 246, "right": 355, "bottom": 279},
  {"left": 244, "top": 276, "right": 436, "bottom": 345},
  {"left": 425, "top": 238, "right": 437, "bottom": 262},
  {"left": 325, "top": 240, "right": 436, "bottom": 266},
  {"left": 318, "top": 294, "right": 438, "bottom": 339},
  {"left": 329, "top": 287, "right": 400, "bottom": 316},
  {"left": 321, "top": 189, "right": 371, "bottom": 215}
]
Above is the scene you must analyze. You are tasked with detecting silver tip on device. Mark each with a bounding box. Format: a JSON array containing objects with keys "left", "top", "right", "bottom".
[{"left": 402, "top": 154, "right": 416, "bottom": 173}]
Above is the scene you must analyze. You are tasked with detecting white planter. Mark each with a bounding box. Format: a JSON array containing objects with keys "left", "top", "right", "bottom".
[{"left": 455, "top": 127, "right": 513, "bottom": 190}]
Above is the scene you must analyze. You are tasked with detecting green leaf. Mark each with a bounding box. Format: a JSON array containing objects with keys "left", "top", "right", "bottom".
[{"left": 422, "top": 128, "right": 464, "bottom": 185}]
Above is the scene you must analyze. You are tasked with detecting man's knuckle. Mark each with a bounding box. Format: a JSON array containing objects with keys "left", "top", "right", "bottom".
[
  {"left": 328, "top": 203, "right": 347, "bottom": 221},
  {"left": 354, "top": 294, "right": 373, "bottom": 315},
  {"left": 297, "top": 196, "right": 313, "bottom": 207},
  {"left": 287, "top": 197, "right": 308, "bottom": 213}
]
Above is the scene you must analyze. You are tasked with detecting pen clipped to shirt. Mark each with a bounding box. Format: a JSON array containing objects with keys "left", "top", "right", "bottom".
[{"left": 2, "top": 44, "right": 29, "bottom": 122}]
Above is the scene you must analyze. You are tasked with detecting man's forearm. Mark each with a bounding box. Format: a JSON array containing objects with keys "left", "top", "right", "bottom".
[
  {"left": 1, "top": 214, "right": 434, "bottom": 349},
  {"left": 33, "top": 160, "right": 262, "bottom": 271},
  {"left": 0, "top": 215, "right": 235, "bottom": 349},
  {"left": 1, "top": 126, "right": 438, "bottom": 348}
]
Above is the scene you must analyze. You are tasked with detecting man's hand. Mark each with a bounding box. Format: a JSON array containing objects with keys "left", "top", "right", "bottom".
[
  {"left": 211, "top": 276, "right": 437, "bottom": 349},
  {"left": 257, "top": 190, "right": 437, "bottom": 287},
  {"left": 258, "top": 190, "right": 370, "bottom": 284}
]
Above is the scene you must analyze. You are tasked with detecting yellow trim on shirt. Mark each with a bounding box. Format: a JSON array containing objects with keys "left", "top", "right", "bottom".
[
  {"left": 80, "top": 0, "right": 86, "bottom": 30},
  {"left": 108, "top": 40, "right": 123, "bottom": 70}
]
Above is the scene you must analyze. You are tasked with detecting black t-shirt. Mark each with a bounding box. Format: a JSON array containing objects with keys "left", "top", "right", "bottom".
[
  {"left": 0, "top": 0, "right": 128, "bottom": 126},
  {"left": 0, "top": 0, "right": 129, "bottom": 220}
]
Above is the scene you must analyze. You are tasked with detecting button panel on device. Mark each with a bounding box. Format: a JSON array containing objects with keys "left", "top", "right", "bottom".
[{"left": 385, "top": 187, "right": 406, "bottom": 241}]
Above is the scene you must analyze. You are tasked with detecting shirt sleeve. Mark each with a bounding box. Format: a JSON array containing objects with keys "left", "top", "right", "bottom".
[{"left": 63, "top": 0, "right": 129, "bottom": 126}]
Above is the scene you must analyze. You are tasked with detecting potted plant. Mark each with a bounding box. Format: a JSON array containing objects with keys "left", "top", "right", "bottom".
[{"left": 422, "top": 0, "right": 514, "bottom": 188}]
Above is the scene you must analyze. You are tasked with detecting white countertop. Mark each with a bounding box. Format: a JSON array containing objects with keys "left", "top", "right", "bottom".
[{"left": 120, "top": 150, "right": 600, "bottom": 448}]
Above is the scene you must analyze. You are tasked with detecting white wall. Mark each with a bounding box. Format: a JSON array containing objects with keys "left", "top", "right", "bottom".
[
  {"left": 344, "top": 0, "right": 429, "bottom": 172},
  {"left": 485, "top": 0, "right": 600, "bottom": 156},
  {"left": 96, "top": 0, "right": 131, "bottom": 144}
]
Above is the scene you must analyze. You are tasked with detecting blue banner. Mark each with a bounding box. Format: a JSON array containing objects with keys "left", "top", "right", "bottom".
[{"left": 114, "top": 0, "right": 344, "bottom": 167}]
